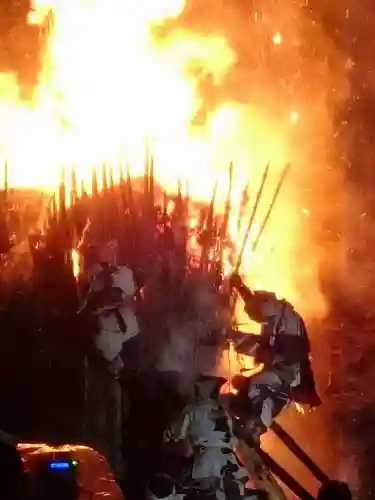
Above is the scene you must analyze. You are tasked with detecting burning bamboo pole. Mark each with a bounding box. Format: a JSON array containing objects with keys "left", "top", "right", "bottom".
[
  {"left": 91, "top": 167, "right": 99, "bottom": 200},
  {"left": 234, "top": 163, "right": 270, "bottom": 273},
  {"left": 126, "top": 164, "right": 135, "bottom": 216},
  {"left": 143, "top": 142, "right": 150, "bottom": 209},
  {"left": 149, "top": 155, "right": 155, "bottom": 211},
  {"left": 219, "top": 162, "right": 233, "bottom": 264},
  {"left": 117, "top": 161, "right": 127, "bottom": 214},
  {"left": 144, "top": 152, "right": 154, "bottom": 215},
  {"left": 50, "top": 193, "right": 57, "bottom": 225},
  {"left": 163, "top": 190, "right": 168, "bottom": 215},
  {"left": 252, "top": 163, "right": 291, "bottom": 253},
  {"left": 177, "top": 179, "right": 182, "bottom": 204},
  {"left": 0, "top": 158, "right": 10, "bottom": 257},
  {"left": 70, "top": 167, "right": 77, "bottom": 207},
  {"left": 58, "top": 167, "right": 67, "bottom": 221},
  {"left": 237, "top": 182, "right": 250, "bottom": 236},
  {"left": 101, "top": 163, "right": 108, "bottom": 193},
  {"left": 109, "top": 164, "right": 115, "bottom": 193},
  {"left": 80, "top": 180, "right": 86, "bottom": 198},
  {"left": 174, "top": 180, "right": 185, "bottom": 223},
  {"left": 199, "top": 182, "right": 217, "bottom": 273},
  {"left": 185, "top": 180, "right": 190, "bottom": 208},
  {"left": 119, "top": 161, "right": 125, "bottom": 185},
  {"left": 230, "top": 163, "right": 270, "bottom": 315},
  {"left": 3, "top": 158, "right": 8, "bottom": 199}
]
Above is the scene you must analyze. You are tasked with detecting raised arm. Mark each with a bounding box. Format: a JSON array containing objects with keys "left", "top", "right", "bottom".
[
  {"left": 230, "top": 273, "right": 264, "bottom": 322},
  {"left": 227, "top": 330, "right": 261, "bottom": 355}
]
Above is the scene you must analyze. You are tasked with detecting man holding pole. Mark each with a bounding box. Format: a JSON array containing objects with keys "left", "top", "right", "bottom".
[{"left": 228, "top": 273, "right": 321, "bottom": 439}]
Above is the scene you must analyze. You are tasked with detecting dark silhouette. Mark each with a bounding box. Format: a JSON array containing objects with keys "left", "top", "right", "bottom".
[{"left": 317, "top": 480, "right": 353, "bottom": 500}]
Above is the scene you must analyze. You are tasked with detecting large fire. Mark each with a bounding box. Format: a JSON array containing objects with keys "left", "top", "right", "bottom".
[{"left": 0, "top": 0, "right": 346, "bottom": 320}]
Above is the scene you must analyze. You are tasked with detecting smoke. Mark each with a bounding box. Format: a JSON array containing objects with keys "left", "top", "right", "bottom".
[
  {"left": 155, "top": 321, "right": 210, "bottom": 395},
  {"left": 155, "top": 278, "right": 231, "bottom": 394},
  {"left": 152, "top": 0, "right": 349, "bottom": 318}
]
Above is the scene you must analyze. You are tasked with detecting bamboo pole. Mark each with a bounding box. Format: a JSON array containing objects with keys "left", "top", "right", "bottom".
[
  {"left": 58, "top": 166, "right": 67, "bottom": 220},
  {"left": 101, "top": 163, "right": 108, "bottom": 192},
  {"left": 3, "top": 158, "right": 8, "bottom": 199},
  {"left": 80, "top": 180, "right": 86, "bottom": 198},
  {"left": 70, "top": 167, "right": 77, "bottom": 207},
  {"left": 109, "top": 164, "right": 115, "bottom": 193},
  {"left": 149, "top": 155, "right": 155, "bottom": 211},
  {"left": 144, "top": 142, "right": 150, "bottom": 207},
  {"left": 236, "top": 182, "right": 250, "bottom": 236},
  {"left": 234, "top": 163, "right": 270, "bottom": 273},
  {"left": 219, "top": 162, "right": 233, "bottom": 263},
  {"left": 91, "top": 167, "right": 99, "bottom": 200},
  {"left": 252, "top": 445, "right": 315, "bottom": 500},
  {"left": 252, "top": 163, "right": 291, "bottom": 253},
  {"left": 126, "top": 165, "right": 135, "bottom": 216},
  {"left": 271, "top": 422, "right": 330, "bottom": 485},
  {"left": 200, "top": 182, "right": 217, "bottom": 273}
]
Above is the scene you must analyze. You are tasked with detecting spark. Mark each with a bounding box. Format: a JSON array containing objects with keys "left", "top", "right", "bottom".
[
  {"left": 295, "top": 403, "right": 306, "bottom": 415},
  {"left": 71, "top": 249, "right": 80, "bottom": 279},
  {"left": 289, "top": 110, "right": 299, "bottom": 122},
  {"left": 272, "top": 32, "right": 283, "bottom": 45}
]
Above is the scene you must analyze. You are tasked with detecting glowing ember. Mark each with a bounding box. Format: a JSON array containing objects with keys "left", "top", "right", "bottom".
[
  {"left": 71, "top": 249, "right": 80, "bottom": 279},
  {"left": 272, "top": 32, "right": 283, "bottom": 45},
  {"left": 294, "top": 403, "right": 306, "bottom": 415},
  {"left": 289, "top": 111, "right": 300, "bottom": 123}
]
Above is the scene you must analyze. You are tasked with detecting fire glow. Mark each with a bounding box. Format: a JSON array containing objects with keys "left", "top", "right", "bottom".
[{"left": 0, "top": 0, "right": 342, "bottom": 320}]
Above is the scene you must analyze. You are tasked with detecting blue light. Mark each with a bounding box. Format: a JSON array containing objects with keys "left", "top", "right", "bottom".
[{"left": 49, "top": 461, "right": 71, "bottom": 470}]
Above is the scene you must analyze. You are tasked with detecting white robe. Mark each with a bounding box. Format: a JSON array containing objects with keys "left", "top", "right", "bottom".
[
  {"left": 95, "top": 306, "right": 140, "bottom": 362},
  {"left": 84, "top": 264, "right": 140, "bottom": 363},
  {"left": 166, "top": 400, "right": 247, "bottom": 482}
]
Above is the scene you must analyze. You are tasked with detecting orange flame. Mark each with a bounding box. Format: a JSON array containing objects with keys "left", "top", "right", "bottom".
[
  {"left": 294, "top": 403, "right": 306, "bottom": 415},
  {"left": 0, "top": 0, "right": 337, "bottom": 320},
  {"left": 71, "top": 249, "right": 80, "bottom": 279}
]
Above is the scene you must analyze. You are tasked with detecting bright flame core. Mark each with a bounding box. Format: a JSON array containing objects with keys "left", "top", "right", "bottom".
[{"left": 0, "top": 0, "right": 343, "bottom": 320}]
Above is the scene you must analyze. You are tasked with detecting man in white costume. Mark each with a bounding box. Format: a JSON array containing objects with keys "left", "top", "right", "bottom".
[
  {"left": 228, "top": 273, "right": 321, "bottom": 439},
  {"left": 163, "top": 374, "right": 250, "bottom": 500},
  {"left": 79, "top": 238, "right": 140, "bottom": 479},
  {"left": 81, "top": 239, "right": 140, "bottom": 376}
]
